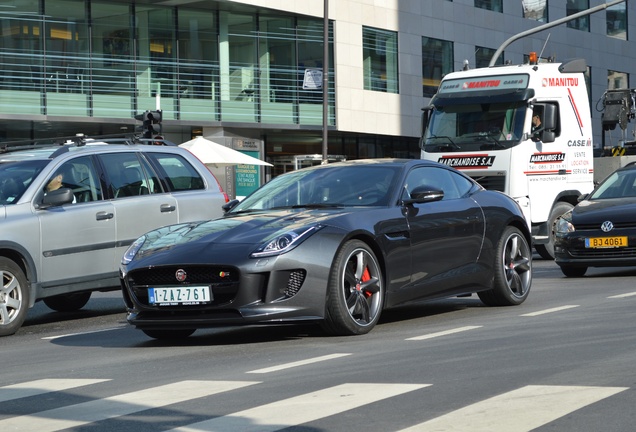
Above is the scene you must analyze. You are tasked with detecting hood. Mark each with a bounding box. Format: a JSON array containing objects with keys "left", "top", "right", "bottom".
[
  {"left": 572, "top": 197, "right": 636, "bottom": 225},
  {"left": 133, "top": 208, "right": 355, "bottom": 261}
]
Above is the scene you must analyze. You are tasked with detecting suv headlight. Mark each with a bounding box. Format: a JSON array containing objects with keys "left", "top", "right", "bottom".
[
  {"left": 251, "top": 225, "right": 323, "bottom": 258},
  {"left": 555, "top": 211, "right": 575, "bottom": 236},
  {"left": 122, "top": 236, "right": 146, "bottom": 265}
]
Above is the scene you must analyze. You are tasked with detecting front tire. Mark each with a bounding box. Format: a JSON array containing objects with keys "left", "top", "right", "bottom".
[
  {"left": 0, "top": 257, "right": 29, "bottom": 337},
  {"left": 479, "top": 226, "right": 532, "bottom": 306},
  {"left": 535, "top": 202, "right": 573, "bottom": 260},
  {"left": 322, "top": 240, "right": 384, "bottom": 335}
]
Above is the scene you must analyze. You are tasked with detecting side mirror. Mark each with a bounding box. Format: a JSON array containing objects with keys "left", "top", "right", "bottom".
[
  {"left": 40, "top": 188, "right": 74, "bottom": 208},
  {"left": 222, "top": 199, "right": 240, "bottom": 213},
  {"left": 403, "top": 185, "right": 444, "bottom": 205},
  {"left": 543, "top": 104, "right": 557, "bottom": 130}
]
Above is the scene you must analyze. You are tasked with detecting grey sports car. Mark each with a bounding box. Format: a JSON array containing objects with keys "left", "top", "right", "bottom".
[{"left": 120, "top": 159, "right": 532, "bottom": 339}]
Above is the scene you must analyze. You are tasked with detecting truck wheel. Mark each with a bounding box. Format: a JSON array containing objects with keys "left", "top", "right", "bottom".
[
  {"left": 43, "top": 292, "right": 91, "bottom": 312},
  {"left": 0, "top": 257, "right": 29, "bottom": 337},
  {"left": 535, "top": 201, "right": 573, "bottom": 260}
]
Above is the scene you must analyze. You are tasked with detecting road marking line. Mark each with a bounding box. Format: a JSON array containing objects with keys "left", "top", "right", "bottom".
[
  {"left": 406, "top": 325, "right": 482, "bottom": 341},
  {"left": 42, "top": 326, "right": 126, "bottom": 340},
  {"left": 521, "top": 305, "right": 579, "bottom": 316},
  {"left": 0, "top": 380, "right": 259, "bottom": 432},
  {"left": 246, "top": 353, "right": 352, "bottom": 374},
  {"left": 608, "top": 292, "right": 636, "bottom": 298},
  {"left": 397, "top": 385, "right": 628, "bottom": 432},
  {"left": 0, "top": 379, "right": 110, "bottom": 403},
  {"left": 170, "top": 383, "right": 430, "bottom": 432}
]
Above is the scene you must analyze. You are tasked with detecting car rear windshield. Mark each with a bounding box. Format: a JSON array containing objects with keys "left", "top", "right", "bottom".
[{"left": 0, "top": 159, "right": 49, "bottom": 205}]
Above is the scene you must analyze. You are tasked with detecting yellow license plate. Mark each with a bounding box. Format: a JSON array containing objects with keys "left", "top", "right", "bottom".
[{"left": 585, "top": 236, "right": 628, "bottom": 248}]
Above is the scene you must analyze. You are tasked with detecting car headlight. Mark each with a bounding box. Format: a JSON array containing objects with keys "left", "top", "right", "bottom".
[
  {"left": 251, "top": 225, "right": 323, "bottom": 258},
  {"left": 122, "top": 235, "right": 146, "bottom": 265},
  {"left": 554, "top": 211, "right": 575, "bottom": 236}
]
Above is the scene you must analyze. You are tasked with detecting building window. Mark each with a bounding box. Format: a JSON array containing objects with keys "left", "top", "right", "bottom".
[
  {"left": 475, "top": 46, "right": 503, "bottom": 68},
  {"left": 362, "top": 27, "right": 398, "bottom": 93},
  {"left": 608, "top": 70, "right": 629, "bottom": 90},
  {"left": 475, "top": 0, "right": 503, "bottom": 12},
  {"left": 607, "top": 3, "right": 627, "bottom": 40},
  {"left": 567, "top": 0, "right": 590, "bottom": 32},
  {"left": 422, "top": 37, "right": 453, "bottom": 98},
  {"left": 522, "top": 0, "right": 547, "bottom": 22}
]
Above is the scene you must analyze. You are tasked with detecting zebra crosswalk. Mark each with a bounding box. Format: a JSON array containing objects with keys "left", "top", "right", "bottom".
[{"left": 0, "top": 379, "right": 628, "bottom": 431}]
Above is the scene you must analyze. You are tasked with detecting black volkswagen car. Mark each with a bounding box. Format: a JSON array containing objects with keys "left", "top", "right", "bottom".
[
  {"left": 555, "top": 162, "right": 636, "bottom": 277},
  {"left": 121, "top": 159, "right": 532, "bottom": 339}
]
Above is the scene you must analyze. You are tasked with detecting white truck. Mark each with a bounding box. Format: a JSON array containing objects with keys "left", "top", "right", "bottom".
[{"left": 420, "top": 54, "right": 595, "bottom": 259}]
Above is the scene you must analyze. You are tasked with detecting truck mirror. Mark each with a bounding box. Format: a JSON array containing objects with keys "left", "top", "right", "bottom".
[
  {"left": 543, "top": 104, "right": 557, "bottom": 130},
  {"left": 542, "top": 130, "right": 555, "bottom": 143}
]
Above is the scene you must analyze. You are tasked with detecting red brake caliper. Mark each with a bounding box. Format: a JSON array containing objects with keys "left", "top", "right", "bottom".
[{"left": 361, "top": 267, "right": 372, "bottom": 298}]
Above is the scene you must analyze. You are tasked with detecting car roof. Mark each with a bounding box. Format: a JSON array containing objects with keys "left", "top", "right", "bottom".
[{"left": 0, "top": 141, "right": 186, "bottom": 164}]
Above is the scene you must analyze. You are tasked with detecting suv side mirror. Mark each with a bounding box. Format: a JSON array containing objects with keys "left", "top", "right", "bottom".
[{"left": 40, "top": 188, "right": 74, "bottom": 208}]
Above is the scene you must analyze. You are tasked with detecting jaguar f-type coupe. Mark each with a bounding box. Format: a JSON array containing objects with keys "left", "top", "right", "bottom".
[{"left": 120, "top": 159, "right": 532, "bottom": 339}]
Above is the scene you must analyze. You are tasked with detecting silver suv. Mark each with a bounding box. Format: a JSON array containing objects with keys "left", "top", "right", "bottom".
[{"left": 0, "top": 138, "right": 228, "bottom": 336}]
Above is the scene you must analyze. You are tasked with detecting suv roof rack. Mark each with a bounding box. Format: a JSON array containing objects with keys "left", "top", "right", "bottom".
[{"left": 0, "top": 133, "right": 177, "bottom": 155}]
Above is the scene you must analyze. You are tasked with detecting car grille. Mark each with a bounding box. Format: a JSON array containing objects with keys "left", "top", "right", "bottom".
[
  {"left": 126, "top": 265, "right": 239, "bottom": 306},
  {"left": 469, "top": 174, "right": 506, "bottom": 192},
  {"left": 285, "top": 270, "right": 306, "bottom": 298},
  {"left": 568, "top": 247, "right": 636, "bottom": 258},
  {"left": 575, "top": 221, "right": 636, "bottom": 231}
]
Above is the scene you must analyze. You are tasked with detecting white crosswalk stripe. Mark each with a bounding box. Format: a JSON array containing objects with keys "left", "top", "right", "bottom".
[
  {"left": 0, "top": 378, "right": 109, "bottom": 403},
  {"left": 0, "top": 379, "right": 629, "bottom": 431},
  {"left": 397, "top": 385, "right": 628, "bottom": 432},
  {"left": 0, "top": 380, "right": 259, "bottom": 432},
  {"left": 170, "top": 383, "right": 430, "bottom": 432}
]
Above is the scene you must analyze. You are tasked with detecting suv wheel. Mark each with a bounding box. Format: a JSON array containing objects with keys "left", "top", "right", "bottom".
[{"left": 0, "top": 257, "right": 29, "bottom": 336}]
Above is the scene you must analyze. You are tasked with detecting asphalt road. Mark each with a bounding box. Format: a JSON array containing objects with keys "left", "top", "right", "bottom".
[{"left": 1, "top": 258, "right": 636, "bottom": 431}]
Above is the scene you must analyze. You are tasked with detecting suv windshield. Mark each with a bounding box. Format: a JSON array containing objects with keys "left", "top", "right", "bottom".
[
  {"left": 423, "top": 102, "right": 526, "bottom": 153},
  {"left": 0, "top": 160, "right": 49, "bottom": 205}
]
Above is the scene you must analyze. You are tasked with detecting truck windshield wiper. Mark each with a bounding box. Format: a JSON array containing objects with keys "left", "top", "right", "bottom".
[{"left": 425, "top": 135, "right": 461, "bottom": 150}]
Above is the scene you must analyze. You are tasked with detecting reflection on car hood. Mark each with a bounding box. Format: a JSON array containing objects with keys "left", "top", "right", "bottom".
[
  {"left": 572, "top": 197, "right": 636, "bottom": 224},
  {"left": 136, "top": 208, "right": 353, "bottom": 258}
]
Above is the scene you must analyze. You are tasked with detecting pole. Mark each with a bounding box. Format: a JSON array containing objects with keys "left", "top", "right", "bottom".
[
  {"left": 489, "top": 0, "right": 625, "bottom": 66},
  {"left": 322, "top": 0, "right": 329, "bottom": 164}
]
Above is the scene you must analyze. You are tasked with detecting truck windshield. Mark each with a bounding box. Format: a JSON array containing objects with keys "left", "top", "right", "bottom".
[{"left": 423, "top": 102, "right": 526, "bottom": 153}]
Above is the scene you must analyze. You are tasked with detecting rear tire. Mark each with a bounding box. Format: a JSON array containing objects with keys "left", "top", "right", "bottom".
[
  {"left": 559, "top": 265, "right": 587, "bottom": 277},
  {"left": 535, "top": 202, "right": 573, "bottom": 260},
  {"left": 0, "top": 257, "right": 29, "bottom": 337},
  {"left": 479, "top": 226, "right": 532, "bottom": 306},
  {"left": 322, "top": 240, "right": 384, "bottom": 336},
  {"left": 142, "top": 329, "right": 195, "bottom": 340},
  {"left": 43, "top": 292, "right": 92, "bottom": 312}
]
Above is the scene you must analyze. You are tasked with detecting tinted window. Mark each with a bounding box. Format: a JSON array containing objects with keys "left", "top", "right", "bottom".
[
  {"left": 403, "top": 166, "right": 471, "bottom": 201},
  {"left": 99, "top": 152, "right": 151, "bottom": 198},
  {"left": 46, "top": 156, "right": 102, "bottom": 203},
  {"left": 146, "top": 153, "right": 205, "bottom": 192}
]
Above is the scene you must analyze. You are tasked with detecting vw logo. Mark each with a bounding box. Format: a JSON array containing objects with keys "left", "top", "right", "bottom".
[
  {"left": 175, "top": 269, "right": 187, "bottom": 282},
  {"left": 601, "top": 221, "right": 614, "bottom": 233}
]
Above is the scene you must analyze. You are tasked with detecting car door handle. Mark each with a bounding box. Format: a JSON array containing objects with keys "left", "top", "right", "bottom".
[
  {"left": 160, "top": 203, "right": 176, "bottom": 213},
  {"left": 96, "top": 211, "right": 114, "bottom": 221}
]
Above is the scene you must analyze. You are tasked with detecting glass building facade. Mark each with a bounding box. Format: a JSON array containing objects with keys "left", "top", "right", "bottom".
[
  {"left": 0, "top": 0, "right": 634, "bottom": 165},
  {"left": 0, "top": 1, "right": 334, "bottom": 133}
]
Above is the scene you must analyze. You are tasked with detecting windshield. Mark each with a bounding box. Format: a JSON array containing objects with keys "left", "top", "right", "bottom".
[
  {"left": 590, "top": 169, "right": 636, "bottom": 199},
  {"left": 423, "top": 102, "right": 527, "bottom": 153},
  {"left": 230, "top": 164, "right": 400, "bottom": 212},
  {"left": 0, "top": 159, "right": 49, "bottom": 205}
]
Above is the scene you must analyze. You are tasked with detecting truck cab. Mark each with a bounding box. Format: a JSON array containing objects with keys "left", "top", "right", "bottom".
[{"left": 421, "top": 54, "right": 595, "bottom": 259}]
